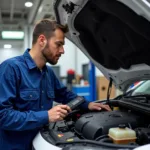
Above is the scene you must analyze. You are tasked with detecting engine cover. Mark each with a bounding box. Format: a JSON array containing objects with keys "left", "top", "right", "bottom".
[{"left": 75, "top": 110, "right": 142, "bottom": 140}]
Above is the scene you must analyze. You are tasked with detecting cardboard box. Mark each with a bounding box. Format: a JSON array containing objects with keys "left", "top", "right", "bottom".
[{"left": 97, "top": 76, "right": 116, "bottom": 100}]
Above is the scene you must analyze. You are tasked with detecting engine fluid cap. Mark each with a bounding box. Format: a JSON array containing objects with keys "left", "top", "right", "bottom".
[{"left": 119, "top": 124, "right": 126, "bottom": 129}]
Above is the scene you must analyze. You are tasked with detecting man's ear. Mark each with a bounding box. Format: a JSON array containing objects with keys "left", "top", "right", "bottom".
[
  {"left": 38, "top": 35, "right": 47, "bottom": 47},
  {"left": 43, "top": 40, "right": 47, "bottom": 46}
]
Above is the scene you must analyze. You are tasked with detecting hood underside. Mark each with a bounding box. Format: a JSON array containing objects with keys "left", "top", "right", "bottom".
[{"left": 54, "top": 0, "right": 150, "bottom": 91}]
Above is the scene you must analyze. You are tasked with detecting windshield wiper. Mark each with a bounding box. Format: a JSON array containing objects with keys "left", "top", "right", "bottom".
[
  {"left": 123, "top": 93, "right": 150, "bottom": 100},
  {"left": 123, "top": 94, "right": 150, "bottom": 105}
]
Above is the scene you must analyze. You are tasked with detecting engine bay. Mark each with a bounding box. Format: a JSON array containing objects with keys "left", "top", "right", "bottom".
[{"left": 41, "top": 99, "right": 150, "bottom": 149}]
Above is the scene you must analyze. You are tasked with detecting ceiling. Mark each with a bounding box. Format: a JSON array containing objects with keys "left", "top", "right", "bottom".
[{"left": 0, "top": 0, "right": 55, "bottom": 49}]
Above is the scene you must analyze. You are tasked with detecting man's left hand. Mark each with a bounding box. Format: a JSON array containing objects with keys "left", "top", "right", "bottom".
[{"left": 88, "top": 102, "right": 111, "bottom": 111}]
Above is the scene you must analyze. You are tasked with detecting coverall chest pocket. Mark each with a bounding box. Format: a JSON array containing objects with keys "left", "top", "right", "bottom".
[
  {"left": 47, "top": 91, "right": 55, "bottom": 100},
  {"left": 20, "top": 90, "right": 39, "bottom": 110}
]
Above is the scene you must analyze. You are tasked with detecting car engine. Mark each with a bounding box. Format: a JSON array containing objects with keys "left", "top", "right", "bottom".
[{"left": 40, "top": 100, "right": 150, "bottom": 149}]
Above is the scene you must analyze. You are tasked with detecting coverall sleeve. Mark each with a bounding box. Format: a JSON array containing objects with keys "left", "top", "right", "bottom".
[{"left": 0, "top": 63, "right": 49, "bottom": 131}]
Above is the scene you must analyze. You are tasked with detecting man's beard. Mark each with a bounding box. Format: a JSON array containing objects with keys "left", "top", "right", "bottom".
[{"left": 42, "top": 43, "right": 57, "bottom": 65}]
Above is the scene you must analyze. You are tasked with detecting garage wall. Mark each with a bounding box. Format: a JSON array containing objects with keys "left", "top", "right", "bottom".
[
  {"left": 0, "top": 49, "right": 23, "bottom": 64},
  {"left": 96, "top": 68, "right": 104, "bottom": 76}
]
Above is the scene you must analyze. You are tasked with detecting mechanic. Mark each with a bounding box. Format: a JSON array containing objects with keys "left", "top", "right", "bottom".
[{"left": 0, "top": 19, "right": 111, "bottom": 150}]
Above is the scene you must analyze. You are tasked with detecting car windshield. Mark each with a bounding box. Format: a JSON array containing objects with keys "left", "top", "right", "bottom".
[{"left": 131, "top": 80, "right": 150, "bottom": 96}]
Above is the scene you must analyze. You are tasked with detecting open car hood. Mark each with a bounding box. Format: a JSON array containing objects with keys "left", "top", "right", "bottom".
[{"left": 54, "top": 0, "right": 150, "bottom": 92}]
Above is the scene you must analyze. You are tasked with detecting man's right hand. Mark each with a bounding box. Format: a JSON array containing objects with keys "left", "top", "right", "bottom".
[{"left": 48, "top": 105, "right": 71, "bottom": 122}]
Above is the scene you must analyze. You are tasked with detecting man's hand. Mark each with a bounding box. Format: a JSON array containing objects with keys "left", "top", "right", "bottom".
[
  {"left": 48, "top": 105, "right": 71, "bottom": 122},
  {"left": 88, "top": 102, "right": 111, "bottom": 111}
]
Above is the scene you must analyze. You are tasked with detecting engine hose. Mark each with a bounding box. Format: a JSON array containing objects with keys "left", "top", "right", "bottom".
[
  {"left": 95, "top": 135, "right": 108, "bottom": 141},
  {"left": 55, "top": 139, "right": 138, "bottom": 149}
]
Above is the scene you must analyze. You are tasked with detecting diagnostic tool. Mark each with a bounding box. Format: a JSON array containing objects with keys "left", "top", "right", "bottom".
[{"left": 67, "top": 96, "right": 85, "bottom": 110}]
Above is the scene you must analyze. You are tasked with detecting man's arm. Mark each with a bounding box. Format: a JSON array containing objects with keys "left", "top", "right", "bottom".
[{"left": 0, "top": 62, "right": 49, "bottom": 131}]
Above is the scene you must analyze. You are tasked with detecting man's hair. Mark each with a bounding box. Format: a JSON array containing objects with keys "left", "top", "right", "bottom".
[{"left": 32, "top": 19, "right": 68, "bottom": 45}]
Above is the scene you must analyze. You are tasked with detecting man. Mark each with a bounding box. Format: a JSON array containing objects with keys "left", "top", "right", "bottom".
[{"left": 0, "top": 19, "right": 111, "bottom": 150}]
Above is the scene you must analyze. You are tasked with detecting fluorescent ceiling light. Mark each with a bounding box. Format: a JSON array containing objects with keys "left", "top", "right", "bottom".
[
  {"left": 2, "top": 31, "right": 24, "bottom": 39},
  {"left": 142, "top": 0, "right": 150, "bottom": 7},
  {"left": 4, "top": 44, "right": 12, "bottom": 49},
  {"left": 25, "top": 1, "right": 33, "bottom": 7}
]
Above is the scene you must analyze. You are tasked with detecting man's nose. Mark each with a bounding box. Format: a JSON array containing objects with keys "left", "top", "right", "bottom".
[{"left": 60, "top": 46, "right": 65, "bottom": 54}]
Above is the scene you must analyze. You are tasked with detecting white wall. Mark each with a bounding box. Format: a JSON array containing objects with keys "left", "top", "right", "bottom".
[
  {"left": 0, "top": 48, "right": 23, "bottom": 64},
  {"left": 96, "top": 68, "right": 104, "bottom": 76}
]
